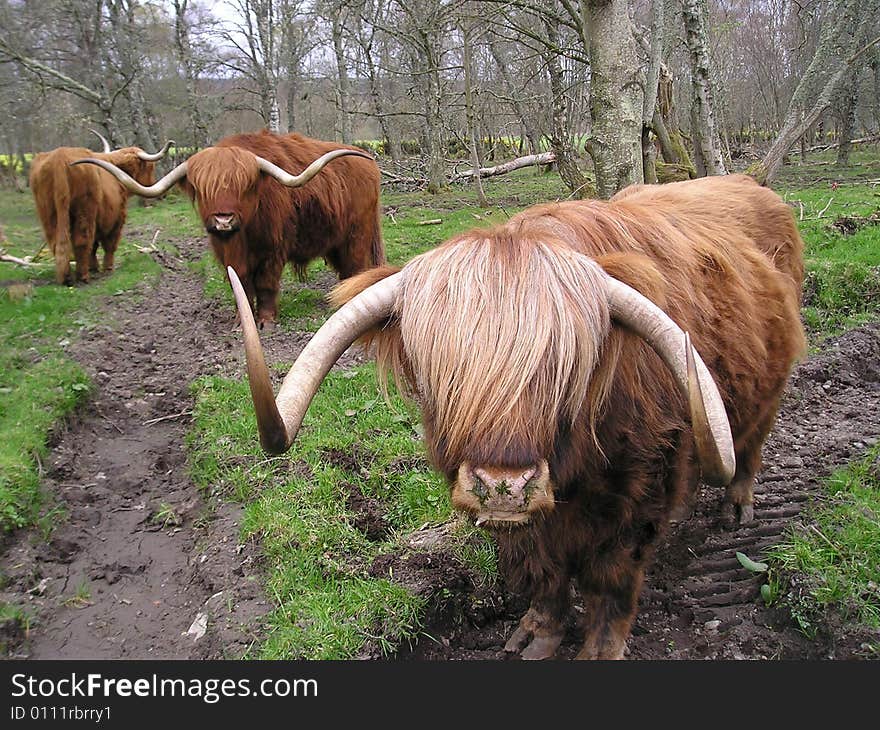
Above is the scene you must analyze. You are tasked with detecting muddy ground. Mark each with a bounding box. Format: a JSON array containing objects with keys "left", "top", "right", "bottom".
[{"left": 1, "top": 234, "right": 879, "bottom": 660}]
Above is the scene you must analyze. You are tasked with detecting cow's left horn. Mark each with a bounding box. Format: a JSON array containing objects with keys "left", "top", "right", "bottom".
[
  {"left": 228, "top": 266, "right": 401, "bottom": 454},
  {"left": 89, "top": 129, "right": 111, "bottom": 153},
  {"left": 137, "top": 139, "right": 175, "bottom": 161},
  {"left": 70, "top": 158, "right": 189, "bottom": 197},
  {"left": 254, "top": 148, "right": 374, "bottom": 187},
  {"left": 605, "top": 277, "right": 736, "bottom": 486}
]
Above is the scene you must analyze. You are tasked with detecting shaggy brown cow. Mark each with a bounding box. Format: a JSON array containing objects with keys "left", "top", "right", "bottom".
[
  {"left": 74, "top": 130, "right": 384, "bottom": 327},
  {"left": 229, "top": 174, "right": 805, "bottom": 660},
  {"left": 30, "top": 134, "right": 173, "bottom": 285}
]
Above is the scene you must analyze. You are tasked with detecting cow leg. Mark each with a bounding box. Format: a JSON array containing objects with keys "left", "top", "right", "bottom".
[
  {"left": 575, "top": 568, "right": 645, "bottom": 660},
  {"left": 53, "top": 242, "right": 72, "bottom": 286},
  {"left": 71, "top": 210, "right": 96, "bottom": 284},
  {"left": 721, "top": 397, "right": 784, "bottom": 528},
  {"left": 101, "top": 224, "right": 123, "bottom": 273},
  {"left": 497, "top": 523, "right": 572, "bottom": 660},
  {"left": 90, "top": 241, "right": 100, "bottom": 272},
  {"left": 254, "top": 261, "right": 283, "bottom": 328}
]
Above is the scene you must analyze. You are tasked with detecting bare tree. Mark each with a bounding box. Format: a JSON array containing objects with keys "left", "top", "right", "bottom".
[
  {"left": 749, "top": 0, "right": 880, "bottom": 184},
  {"left": 460, "top": 9, "right": 488, "bottom": 205},
  {"left": 682, "top": 0, "right": 727, "bottom": 175},
  {"left": 172, "top": 0, "right": 210, "bottom": 148},
  {"left": 221, "top": 0, "right": 284, "bottom": 131}
]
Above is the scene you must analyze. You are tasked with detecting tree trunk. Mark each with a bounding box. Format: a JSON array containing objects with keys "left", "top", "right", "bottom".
[
  {"left": 642, "top": 0, "right": 665, "bottom": 184},
  {"left": 173, "top": 0, "right": 209, "bottom": 148},
  {"left": 749, "top": 0, "right": 877, "bottom": 185},
  {"left": 331, "top": 12, "right": 351, "bottom": 143},
  {"left": 682, "top": 0, "right": 727, "bottom": 175},
  {"left": 461, "top": 19, "right": 488, "bottom": 206},
  {"left": 488, "top": 38, "right": 542, "bottom": 156},
  {"left": 835, "top": 67, "right": 860, "bottom": 166},
  {"left": 542, "top": 16, "right": 590, "bottom": 196},
  {"left": 656, "top": 64, "right": 696, "bottom": 175},
  {"left": 586, "top": 0, "right": 644, "bottom": 198}
]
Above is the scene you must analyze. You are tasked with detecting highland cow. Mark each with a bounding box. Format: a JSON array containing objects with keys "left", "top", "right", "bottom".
[
  {"left": 30, "top": 131, "right": 172, "bottom": 285},
  {"left": 74, "top": 130, "right": 384, "bottom": 327},
  {"left": 229, "top": 174, "right": 805, "bottom": 660}
]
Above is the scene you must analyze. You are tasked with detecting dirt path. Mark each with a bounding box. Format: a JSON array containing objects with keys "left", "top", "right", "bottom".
[
  {"left": 393, "top": 321, "right": 880, "bottom": 660},
  {"left": 0, "top": 244, "right": 270, "bottom": 659}
]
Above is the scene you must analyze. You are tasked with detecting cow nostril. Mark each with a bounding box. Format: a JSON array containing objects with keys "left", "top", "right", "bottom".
[{"left": 472, "top": 477, "right": 488, "bottom": 502}]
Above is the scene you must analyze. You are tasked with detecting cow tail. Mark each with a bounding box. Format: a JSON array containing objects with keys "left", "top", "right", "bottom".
[
  {"left": 371, "top": 206, "right": 386, "bottom": 266},
  {"left": 51, "top": 164, "right": 73, "bottom": 273}
]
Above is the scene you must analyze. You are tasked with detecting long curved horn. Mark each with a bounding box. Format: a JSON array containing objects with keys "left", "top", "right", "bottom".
[
  {"left": 137, "top": 139, "right": 175, "bottom": 161},
  {"left": 604, "top": 277, "right": 736, "bottom": 486},
  {"left": 89, "top": 129, "right": 111, "bottom": 153},
  {"left": 70, "top": 158, "right": 189, "bottom": 197},
  {"left": 254, "top": 148, "right": 375, "bottom": 187},
  {"left": 228, "top": 266, "right": 402, "bottom": 454}
]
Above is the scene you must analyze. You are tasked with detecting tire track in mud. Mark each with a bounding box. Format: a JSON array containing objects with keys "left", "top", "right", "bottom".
[
  {"left": 393, "top": 321, "right": 880, "bottom": 660},
  {"left": 0, "top": 243, "right": 272, "bottom": 659},
  {"left": 632, "top": 321, "right": 880, "bottom": 660}
]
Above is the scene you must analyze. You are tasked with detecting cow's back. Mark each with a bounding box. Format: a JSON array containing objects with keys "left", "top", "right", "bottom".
[
  {"left": 611, "top": 174, "right": 804, "bottom": 295},
  {"left": 510, "top": 176, "right": 806, "bottom": 460}
]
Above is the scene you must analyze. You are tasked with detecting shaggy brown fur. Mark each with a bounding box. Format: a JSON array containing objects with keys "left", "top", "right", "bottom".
[
  {"left": 179, "top": 130, "right": 384, "bottom": 326},
  {"left": 30, "top": 147, "right": 157, "bottom": 285},
  {"left": 333, "top": 174, "right": 805, "bottom": 659}
]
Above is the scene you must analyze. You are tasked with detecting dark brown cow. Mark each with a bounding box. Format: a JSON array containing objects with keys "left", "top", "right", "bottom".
[
  {"left": 74, "top": 130, "right": 384, "bottom": 327},
  {"left": 30, "top": 133, "right": 172, "bottom": 285},
  {"left": 229, "top": 174, "right": 805, "bottom": 659}
]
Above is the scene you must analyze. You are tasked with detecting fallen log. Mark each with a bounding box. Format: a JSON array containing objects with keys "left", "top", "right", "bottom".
[
  {"left": 451, "top": 151, "right": 556, "bottom": 180},
  {"left": 0, "top": 249, "right": 37, "bottom": 267}
]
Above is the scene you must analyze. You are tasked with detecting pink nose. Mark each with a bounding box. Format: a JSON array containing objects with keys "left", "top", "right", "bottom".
[
  {"left": 211, "top": 213, "right": 237, "bottom": 231},
  {"left": 471, "top": 465, "right": 537, "bottom": 504}
]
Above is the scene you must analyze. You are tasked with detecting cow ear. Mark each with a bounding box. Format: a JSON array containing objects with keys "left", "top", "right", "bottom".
[
  {"left": 329, "top": 265, "right": 408, "bottom": 399},
  {"left": 593, "top": 252, "right": 668, "bottom": 311},
  {"left": 177, "top": 177, "right": 195, "bottom": 199},
  {"left": 328, "top": 264, "right": 402, "bottom": 309}
]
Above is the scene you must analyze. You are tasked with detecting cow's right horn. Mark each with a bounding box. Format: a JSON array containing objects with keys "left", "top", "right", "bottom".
[
  {"left": 604, "top": 276, "right": 736, "bottom": 486},
  {"left": 228, "top": 266, "right": 401, "bottom": 454},
  {"left": 254, "top": 148, "right": 375, "bottom": 187},
  {"left": 89, "top": 129, "right": 112, "bottom": 153},
  {"left": 70, "top": 158, "right": 189, "bottom": 197}
]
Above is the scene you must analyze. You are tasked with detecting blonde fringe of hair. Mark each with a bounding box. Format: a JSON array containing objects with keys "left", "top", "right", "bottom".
[
  {"left": 369, "top": 233, "right": 614, "bottom": 464},
  {"left": 187, "top": 147, "right": 261, "bottom": 201}
]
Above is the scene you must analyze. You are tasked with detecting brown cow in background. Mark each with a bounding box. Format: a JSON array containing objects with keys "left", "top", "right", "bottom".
[
  {"left": 30, "top": 131, "right": 172, "bottom": 285},
  {"left": 229, "top": 174, "right": 805, "bottom": 660},
  {"left": 74, "top": 130, "right": 383, "bottom": 328}
]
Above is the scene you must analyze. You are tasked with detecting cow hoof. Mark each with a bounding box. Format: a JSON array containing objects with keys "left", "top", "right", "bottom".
[
  {"left": 720, "top": 500, "right": 754, "bottom": 529},
  {"left": 503, "top": 609, "right": 564, "bottom": 660},
  {"left": 575, "top": 643, "right": 626, "bottom": 660},
  {"left": 257, "top": 319, "right": 277, "bottom": 333},
  {"left": 520, "top": 633, "right": 564, "bottom": 660}
]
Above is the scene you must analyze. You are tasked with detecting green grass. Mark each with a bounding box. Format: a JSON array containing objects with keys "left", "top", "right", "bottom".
[
  {"left": 764, "top": 445, "right": 880, "bottom": 646},
  {"left": 0, "top": 601, "right": 31, "bottom": 652},
  {"left": 0, "top": 189, "right": 160, "bottom": 531},
  {"left": 775, "top": 148, "right": 880, "bottom": 341},
  {"left": 187, "top": 366, "right": 496, "bottom": 658}
]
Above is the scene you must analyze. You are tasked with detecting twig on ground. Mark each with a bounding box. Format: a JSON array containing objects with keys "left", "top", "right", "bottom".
[{"left": 144, "top": 410, "right": 193, "bottom": 426}]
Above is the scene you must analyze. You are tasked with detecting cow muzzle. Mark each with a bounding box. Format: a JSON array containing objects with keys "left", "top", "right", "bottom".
[
  {"left": 207, "top": 213, "right": 240, "bottom": 235},
  {"left": 452, "top": 460, "right": 554, "bottom": 527}
]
